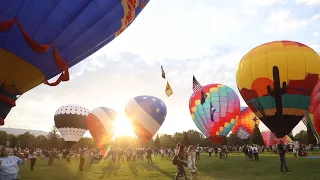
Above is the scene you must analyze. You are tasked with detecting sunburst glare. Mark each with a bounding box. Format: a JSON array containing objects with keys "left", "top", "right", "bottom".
[{"left": 112, "top": 113, "right": 136, "bottom": 139}]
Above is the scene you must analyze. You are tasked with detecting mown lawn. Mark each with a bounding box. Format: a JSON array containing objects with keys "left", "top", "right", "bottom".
[{"left": 19, "top": 152, "right": 320, "bottom": 180}]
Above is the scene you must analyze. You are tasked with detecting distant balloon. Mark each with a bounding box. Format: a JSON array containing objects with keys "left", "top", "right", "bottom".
[
  {"left": 125, "top": 95, "right": 167, "bottom": 143},
  {"left": 189, "top": 84, "right": 240, "bottom": 144},
  {"left": 232, "top": 107, "right": 260, "bottom": 140},
  {"left": 236, "top": 40, "right": 320, "bottom": 138},
  {"left": 261, "top": 130, "right": 292, "bottom": 146},
  {"left": 87, "top": 107, "right": 118, "bottom": 148},
  {"left": 54, "top": 104, "right": 89, "bottom": 148}
]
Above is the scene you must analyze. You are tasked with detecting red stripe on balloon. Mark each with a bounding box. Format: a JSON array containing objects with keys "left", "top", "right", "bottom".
[
  {"left": 87, "top": 113, "right": 109, "bottom": 148},
  {"left": 130, "top": 118, "right": 153, "bottom": 143}
]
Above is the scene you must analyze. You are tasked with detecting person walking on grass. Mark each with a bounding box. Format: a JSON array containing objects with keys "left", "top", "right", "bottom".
[
  {"left": 146, "top": 148, "right": 153, "bottom": 165},
  {"left": 0, "top": 146, "right": 25, "bottom": 180},
  {"left": 79, "top": 147, "right": 86, "bottom": 171},
  {"left": 175, "top": 145, "right": 188, "bottom": 180},
  {"left": 277, "top": 140, "right": 291, "bottom": 173},
  {"left": 187, "top": 145, "right": 198, "bottom": 180},
  {"left": 29, "top": 149, "right": 37, "bottom": 170}
]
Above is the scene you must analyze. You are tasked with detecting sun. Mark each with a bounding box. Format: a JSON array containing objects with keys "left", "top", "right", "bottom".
[{"left": 112, "top": 113, "right": 136, "bottom": 138}]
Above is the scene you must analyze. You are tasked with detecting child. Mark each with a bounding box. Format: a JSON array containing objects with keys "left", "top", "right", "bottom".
[{"left": 187, "top": 145, "right": 198, "bottom": 180}]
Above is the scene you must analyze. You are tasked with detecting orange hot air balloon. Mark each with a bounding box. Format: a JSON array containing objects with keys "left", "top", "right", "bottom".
[
  {"left": 232, "top": 107, "right": 260, "bottom": 139},
  {"left": 261, "top": 130, "right": 292, "bottom": 146},
  {"left": 236, "top": 40, "right": 320, "bottom": 138}
]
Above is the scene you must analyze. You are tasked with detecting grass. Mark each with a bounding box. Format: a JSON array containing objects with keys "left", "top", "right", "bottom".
[{"left": 19, "top": 152, "right": 320, "bottom": 180}]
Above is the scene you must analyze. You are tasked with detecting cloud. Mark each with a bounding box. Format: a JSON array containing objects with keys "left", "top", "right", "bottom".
[
  {"left": 296, "top": 0, "right": 320, "bottom": 6},
  {"left": 240, "top": 0, "right": 285, "bottom": 14},
  {"left": 314, "top": 32, "right": 320, "bottom": 36},
  {"left": 263, "top": 10, "right": 319, "bottom": 34}
]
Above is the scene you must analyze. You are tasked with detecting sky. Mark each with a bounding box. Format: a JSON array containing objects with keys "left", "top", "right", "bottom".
[{"left": 2, "top": 0, "right": 320, "bottom": 137}]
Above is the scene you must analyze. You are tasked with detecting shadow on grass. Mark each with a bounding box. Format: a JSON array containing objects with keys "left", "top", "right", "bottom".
[
  {"left": 99, "top": 161, "right": 122, "bottom": 179},
  {"left": 137, "top": 160, "right": 174, "bottom": 179},
  {"left": 127, "top": 161, "right": 139, "bottom": 176}
]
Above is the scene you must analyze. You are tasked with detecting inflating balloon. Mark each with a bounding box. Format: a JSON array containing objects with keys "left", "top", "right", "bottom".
[
  {"left": 232, "top": 107, "right": 260, "bottom": 140},
  {"left": 0, "top": 0, "right": 150, "bottom": 125},
  {"left": 125, "top": 95, "right": 167, "bottom": 143},
  {"left": 189, "top": 84, "right": 240, "bottom": 144},
  {"left": 307, "top": 81, "right": 320, "bottom": 140},
  {"left": 236, "top": 40, "right": 320, "bottom": 138},
  {"left": 261, "top": 130, "right": 292, "bottom": 146},
  {"left": 87, "top": 107, "right": 118, "bottom": 148},
  {"left": 54, "top": 104, "right": 89, "bottom": 148}
]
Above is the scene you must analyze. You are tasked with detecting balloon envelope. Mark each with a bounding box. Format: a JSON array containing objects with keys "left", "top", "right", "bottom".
[
  {"left": 125, "top": 95, "right": 167, "bottom": 143},
  {"left": 54, "top": 104, "right": 89, "bottom": 147},
  {"left": 232, "top": 107, "right": 260, "bottom": 140},
  {"left": 189, "top": 84, "right": 240, "bottom": 144},
  {"left": 261, "top": 130, "right": 292, "bottom": 146},
  {"left": 236, "top": 40, "right": 320, "bottom": 138},
  {"left": 307, "top": 81, "right": 320, "bottom": 140},
  {"left": 0, "top": 0, "right": 150, "bottom": 125},
  {"left": 86, "top": 107, "right": 118, "bottom": 148}
]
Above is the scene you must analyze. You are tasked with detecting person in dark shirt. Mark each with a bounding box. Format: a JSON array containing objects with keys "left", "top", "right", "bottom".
[
  {"left": 277, "top": 140, "right": 291, "bottom": 173},
  {"left": 146, "top": 148, "right": 153, "bottom": 165}
]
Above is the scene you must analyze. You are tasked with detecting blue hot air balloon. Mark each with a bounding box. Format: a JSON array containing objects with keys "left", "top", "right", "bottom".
[
  {"left": 125, "top": 95, "right": 167, "bottom": 143},
  {"left": 0, "top": 0, "right": 150, "bottom": 125}
]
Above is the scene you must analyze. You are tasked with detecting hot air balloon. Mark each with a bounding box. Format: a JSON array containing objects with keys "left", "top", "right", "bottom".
[
  {"left": 189, "top": 84, "right": 240, "bottom": 144},
  {"left": 302, "top": 115, "right": 319, "bottom": 142},
  {"left": 261, "top": 130, "right": 292, "bottom": 146},
  {"left": 54, "top": 104, "right": 89, "bottom": 148},
  {"left": 236, "top": 40, "right": 320, "bottom": 138},
  {"left": 232, "top": 107, "right": 260, "bottom": 140},
  {"left": 86, "top": 107, "right": 118, "bottom": 148},
  {"left": 125, "top": 95, "right": 167, "bottom": 143},
  {"left": 0, "top": 0, "right": 150, "bottom": 125},
  {"left": 307, "top": 81, "right": 320, "bottom": 141}
]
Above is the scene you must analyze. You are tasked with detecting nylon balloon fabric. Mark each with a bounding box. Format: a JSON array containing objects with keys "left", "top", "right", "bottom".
[
  {"left": 261, "top": 130, "right": 292, "bottom": 146},
  {"left": 125, "top": 95, "right": 167, "bottom": 143},
  {"left": 87, "top": 107, "right": 118, "bottom": 148},
  {"left": 307, "top": 81, "right": 320, "bottom": 140},
  {"left": 0, "top": 0, "right": 150, "bottom": 125},
  {"left": 189, "top": 84, "right": 240, "bottom": 144},
  {"left": 54, "top": 104, "right": 89, "bottom": 148},
  {"left": 232, "top": 107, "right": 260, "bottom": 140},
  {"left": 236, "top": 40, "right": 320, "bottom": 138}
]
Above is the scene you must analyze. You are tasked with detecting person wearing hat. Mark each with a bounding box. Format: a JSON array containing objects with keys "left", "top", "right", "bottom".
[{"left": 277, "top": 139, "right": 291, "bottom": 173}]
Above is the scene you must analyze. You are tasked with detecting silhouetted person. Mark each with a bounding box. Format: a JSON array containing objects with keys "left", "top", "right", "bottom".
[{"left": 277, "top": 140, "right": 291, "bottom": 173}]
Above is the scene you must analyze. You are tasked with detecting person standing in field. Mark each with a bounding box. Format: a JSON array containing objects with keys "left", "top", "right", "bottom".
[
  {"left": 0, "top": 146, "right": 25, "bottom": 180},
  {"left": 79, "top": 147, "right": 86, "bottom": 171},
  {"left": 187, "top": 145, "right": 198, "bottom": 180},
  {"left": 175, "top": 145, "right": 188, "bottom": 180},
  {"left": 195, "top": 145, "right": 200, "bottom": 160},
  {"left": 48, "top": 149, "right": 54, "bottom": 166},
  {"left": 146, "top": 148, "right": 153, "bottom": 164},
  {"left": 277, "top": 140, "right": 291, "bottom": 173},
  {"left": 160, "top": 148, "right": 164, "bottom": 160},
  {"left": 29, "top": 149, "right": 37, "bottom": 170}
]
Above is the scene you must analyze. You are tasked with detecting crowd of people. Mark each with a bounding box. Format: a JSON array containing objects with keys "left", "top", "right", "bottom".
[{"left": 0, "top": 140, "right": 306, "bottom": 179}]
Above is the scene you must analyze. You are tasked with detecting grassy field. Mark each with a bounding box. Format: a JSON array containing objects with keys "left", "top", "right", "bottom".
[{"left": 19, "top": 152, "right": 320, "bottom": 180}]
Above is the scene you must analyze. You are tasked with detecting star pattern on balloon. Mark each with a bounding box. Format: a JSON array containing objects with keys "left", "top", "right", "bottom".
[
  {"left": 156, "top": 108, "right": 160, "bottom": 113},
  {"left": 252, "top": 116, "right": 258, "bottom": 124}
]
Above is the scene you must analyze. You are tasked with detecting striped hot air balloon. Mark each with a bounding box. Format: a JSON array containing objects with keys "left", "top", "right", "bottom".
[
  {"left": 54, "top": 104, "right": 89, "bottom": 148},
  {"left": 125, "top": 95, "right": 167, "bottom": 143},
  {"left": 261, "top": 130, "right": 292, "bottom": 146},
  {"left": 232, "top": 107, "right": 260, "bottom": 140},
  {"left": 86, "top": 107, "right": 118, "bottom": 148}
]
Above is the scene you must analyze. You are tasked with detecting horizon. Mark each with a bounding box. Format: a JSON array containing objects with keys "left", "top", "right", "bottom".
[{"left": 1, "top": 0, "right": 319, "bottom": 138}]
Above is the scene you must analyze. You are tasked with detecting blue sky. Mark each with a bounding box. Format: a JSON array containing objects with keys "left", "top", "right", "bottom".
[{"left": 3, "top": 0, "right": 320, "bottom": 136}]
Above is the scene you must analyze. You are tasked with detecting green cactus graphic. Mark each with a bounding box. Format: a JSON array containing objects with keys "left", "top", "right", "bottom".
[{"left": 267, "top": 66, "right": 287, "bottom": 116}]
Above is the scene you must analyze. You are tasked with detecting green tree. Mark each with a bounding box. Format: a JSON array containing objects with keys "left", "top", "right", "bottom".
[
  {"left": 47, "top": 126, "right": 60, "bottom": 149},
  {"left": 35, "top": 135, "right": 48, "bottom": 148},
  {"left": 0, "top": 131, "right": 8, "bottom": 145},
  {"left": 227, "top": 133, "right": 243, "bottom": 146},
  {"left": 294, "top": 130, "right": 308, "bottom": 144},
  {"left": 159, "top": 134, "right": 174, "bottom": 148},
  {"left": 8, "top": 134, "right": 17, "bottom": 148},
  {"left": 154, "top": 134, "right": 161, "bottom": 148},
  {"left": 186, "top": 130, "right": 203, "bottom": 145},
  {"left": 251, "top": 124, "right": 265, "bottom": 145},
  {"left": 19, "top": 131, "right": 36, "bottom": 149},
  {"left": 182, "top": 132, "right": 190, "bottom": 146},
  {"left": 173, "top": 132, "right": 184, "bottom": 145}
]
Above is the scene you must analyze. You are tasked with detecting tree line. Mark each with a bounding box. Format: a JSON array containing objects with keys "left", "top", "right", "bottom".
[{"left": 0, "top": 126, "right": 312, "bottom": 150}]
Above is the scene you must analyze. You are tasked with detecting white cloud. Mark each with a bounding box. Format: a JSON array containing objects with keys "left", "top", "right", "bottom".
[
  {"left": 314, "top": 32, "right": 320, "bottom": 36},
  {"left": 241, "top": 0, "right": 285, "bottom": 14},
  {"left": 264, "top": 10, "right": 318, "bottom": 33},
  {"left": 296, "top": 0, "right": 320, "bottom": 6}
]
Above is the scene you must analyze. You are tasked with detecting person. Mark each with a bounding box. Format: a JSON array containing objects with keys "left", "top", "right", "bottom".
[
  {"left": 146, "top": 148, "right": 153, "bottom": 164},
  {"left": 160, "top": 148, "right": 164, "bottom": 160},
  {"left": 220, "top": 146, "right": 227, "bottom": 160},
  {"left": 79, "top": 147, "right": 86, "bottom": 171},
  {"left": 89, "top": 151, "right": 94, "bottom": 166},
  {"left": 187, "top": 145, "right": 198, "bottom": 180},
  {"left": 277, "top": 140, "right": 291, "bottom": 173},
  {"left": 48, "top": 149, "right": 54, "bottom": 166},
  {"left": 29, "top": 149, "right": 37, "bottom": 170},
  {"left": 208, "top": 147, "right": 212, "bottom": 157},
  {"left": 175, "top": 145, "right": 188, "bottom": 180},
  {"left": 252, "top": 145, "right": 259, "bottom": 161},
  {"left": 0, "top": 146, "right": 25, "bottom": 179},
  {"left": 195, "top": 145, "right": 200, "bottom": 160},
  {"left": 293, "top": 146, "right": 297, "bottom": 158}
]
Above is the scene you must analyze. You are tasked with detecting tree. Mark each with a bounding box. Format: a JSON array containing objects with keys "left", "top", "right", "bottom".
[
  {"left": 47, "top": 126, "right": 60, "bottom": 149},
  {"left": 182, "top": 132, "right": 190, "bottom": 146},
  {"left": 8, "top": 134, "right": 17, "bottom": 148},
  {"left": 251, "top": 124, "right": 265, "bottom": 145},
  {"left": 35, "top": 135, "right": 48, "bottom": 149},
  {"left": 154, "top": 134, "right": 161, "bottom": 148},
  {"left": 173, "top": 132, "right": 184, "bottom": 145},
  {"left": 159, "top": 134, "right": 174, "bottom": 148},
  {"left": 0, "top": 131, "right": 8, "bottom": 145},
  {"left": 19, "top": 131, "right": 36, "bottom": 149},
  {"left": 227, "top": 133, "right": 243, "bottom": 146},
  {"left": 294, "top": 130, "right": 308, "bottom": 144},
  {"left": 287, "top": 131, "right": 294, "bottom": 141},
  {"left": 186, "top": 130, "right": 203, "bottom": 145}
]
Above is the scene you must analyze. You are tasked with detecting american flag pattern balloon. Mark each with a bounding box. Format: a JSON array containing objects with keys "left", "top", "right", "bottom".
[
  {"left": 232, "top": 107, "right": 260, "bottom": 139},
  {"left": 189, "top": 84, "right": 240, "bottom": 144},
  {"left": 86, "top": 107, "right": 118, "bottom": 148},
  {"left": 54, "top": 104, "right": 89, "bottom": 145},
  {"left": 125, "top": 95, "right": 167, "bottom": 143}
]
